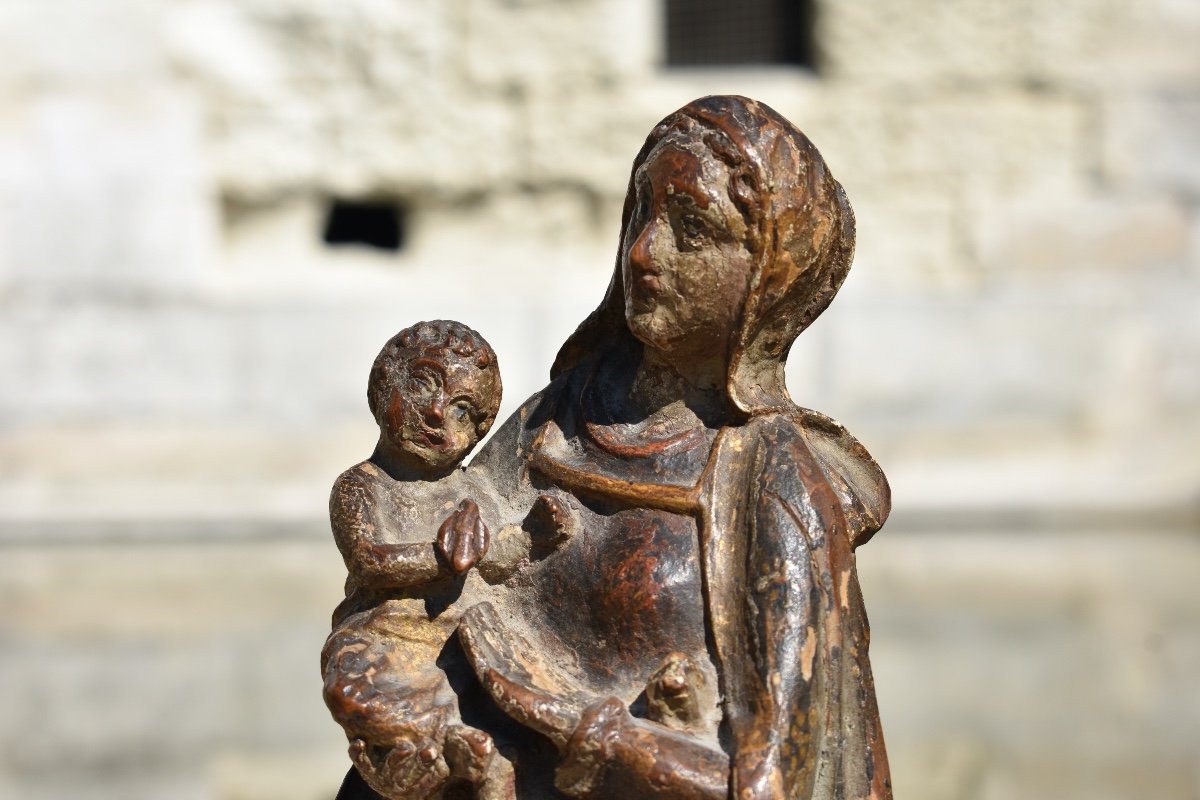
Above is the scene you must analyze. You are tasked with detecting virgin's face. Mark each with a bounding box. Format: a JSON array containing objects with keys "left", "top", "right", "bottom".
[{"left": 621, "top": 135, "right": 755, "bottom": 362}]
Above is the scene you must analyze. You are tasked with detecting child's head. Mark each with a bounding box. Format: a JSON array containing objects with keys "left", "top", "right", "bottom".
[{"left": 368, "top": 320, "right": 502, "bottom": 475}]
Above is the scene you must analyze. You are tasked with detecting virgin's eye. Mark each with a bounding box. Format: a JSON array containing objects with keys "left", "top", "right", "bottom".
[
  {"left": 450, "top": 401, "right": 472, "bottom": 421},
  {"left": 679, "top": 213, "right": 709, "bottom": 241},
  {"left": 632, "top": 180, "right": 654, "bottom": 220}
]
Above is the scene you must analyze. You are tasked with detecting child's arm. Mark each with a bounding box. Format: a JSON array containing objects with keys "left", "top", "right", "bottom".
[{"left": 330, "top": 469, "right": 444, "bottom": 591}]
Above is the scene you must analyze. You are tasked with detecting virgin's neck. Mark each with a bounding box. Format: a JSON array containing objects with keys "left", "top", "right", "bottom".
[{"left": 627, "top": 349, "right": 735, "bottom": 427}]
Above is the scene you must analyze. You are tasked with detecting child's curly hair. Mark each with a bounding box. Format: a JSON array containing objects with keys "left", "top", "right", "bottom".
[{"left": 367, "top": 320, "right": 502, "bottom": 436}]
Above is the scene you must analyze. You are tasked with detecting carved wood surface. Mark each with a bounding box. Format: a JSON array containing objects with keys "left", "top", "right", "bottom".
[{"left": 322, "top": 96, "right": 893, "bottom": 800}]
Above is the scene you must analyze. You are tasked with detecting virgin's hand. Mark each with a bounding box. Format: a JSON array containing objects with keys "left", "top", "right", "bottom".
[
  {"left": 555, "top": 697, "right": 630, "bottom": 798},
  {"left": 527, "top": 493, "right": 575, "bottom": 545},
  {"left": 555, "top": 697, "right": 730, "bottom": 800},
  {"left": 731, "top": 750, "right": 784, "bottom": 800},
  {"left": 438, "top": 499, "right": 490, "bottom": 574}
]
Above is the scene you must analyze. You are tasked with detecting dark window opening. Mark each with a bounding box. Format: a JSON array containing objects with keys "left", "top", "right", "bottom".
[
  {"left": 322, "top": 199, "right": 407, "bottom": 252},
  {"left": 665, "top": 0, "right": 817, "bottom": 70}
]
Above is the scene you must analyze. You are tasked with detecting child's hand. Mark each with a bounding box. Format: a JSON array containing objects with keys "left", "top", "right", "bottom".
[
  {"left": 437, "top": 499, "right": 490, "bottom": 574},
  {"left": 349, "top": 734, "right": 450, "bottom": 798}
]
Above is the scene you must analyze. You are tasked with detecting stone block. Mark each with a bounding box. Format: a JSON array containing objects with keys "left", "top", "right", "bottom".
[
  {"left": 888, "top": 91, "right": 1086, "bottom": 194},
  {"left": 1026, "top": 0, "right": 1200, "bottom": 91},
  {"left": 235, "top": 2, "right": 364, "bottom": 90},
  {"left": 0, "top": 0, "right": 165, "bottom": 92},
  {"left": 460, "top": 0, "right": 640, "bottom": 91},
  {"left": 823, "top": 0, "right": 1200, "bottom": 93},
  {"left": 737, "top": 87, "right": 1086, "bottom": 200},
  {"left": 1102, "top": 93, "right": 1200, "bottom": 197},
  {"left": 211, "top": 109, "right": 326, "bottom": 202},
  {"left": 821, "top": 0, "right": 1035, "bottom": 88},
  {"left": 201, "top": 2, "right": 528, "bottom": 200},
  {"left": 326, "top": 91, "right": 524, "bottom": 197},
  {"left": 849, "top": 189, "right": 972, "bottom": 293},
  {"left": 1142, "top": 284, "right": 1200, "bottom": 417},
  {"left": 523, "top": 88, "right": 655, "bottom": 197},
  {"left": 861, "top": 528, "right": 1200, "bottom": 799},
  {"left": 971, "top": 190, "right": 1191, "bottom": 278},
  {"left": 5, "top": 302, "right": 239, "bottom": 426},
  {"left": 0, "top": 90, "right": 215, "bottom": 295},
  {"left": 412, "top": 188, "right": 619, "bottom": 275},
  {"left": 0, "top": 536, "right": 349, "bottom": 796},
  {"left": 209, "top": 749, "right": 346, "bottom": 800},
  {"left": 163, "top": 0, "right": 288, "bottom": 108},
  {"left": 0, "top": 311, "right": 34, "bottom": 421},
  {"left": 232, "top": 300, "right": 396, "bottom": 426},
  {"left": 816, "top": 293, "right": 1199, "bottom": 486},
  {"left": 218, "top": 92, "right": 525, "bottom": 201}
]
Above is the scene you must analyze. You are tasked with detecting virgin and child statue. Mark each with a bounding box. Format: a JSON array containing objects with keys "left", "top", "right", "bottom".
[{"left": 320, "top": 96, "right": 893, "bottom": 800}]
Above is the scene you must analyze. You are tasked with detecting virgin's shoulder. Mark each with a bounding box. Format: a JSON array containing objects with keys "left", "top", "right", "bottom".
[
  {"left": 467, "top": 373, "right": 572, "bottom": 472},
  {"left": 740, "top": 408, "right": 891, "bottom": 547},
  {"left": 463, "top": 373, "right": 577, "bottom": 517}
]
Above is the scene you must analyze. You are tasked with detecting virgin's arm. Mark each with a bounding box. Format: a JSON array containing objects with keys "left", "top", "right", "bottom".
[
  {"left": 465, "top": 383, "right": 562, "bottom": 517},
  {"left": 725, "top": 422, "right": 847, "bottom": 799},
  {"left": 329, "top": 468, "right": 444, "bottom": 591},
  {"left": 459, "top": 602, "right": 729, "bottom": 800}
]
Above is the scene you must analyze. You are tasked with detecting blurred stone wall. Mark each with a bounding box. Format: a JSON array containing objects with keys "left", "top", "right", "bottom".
[{"left": 0, "top": 0, "right": 1197, "bottom": 798}]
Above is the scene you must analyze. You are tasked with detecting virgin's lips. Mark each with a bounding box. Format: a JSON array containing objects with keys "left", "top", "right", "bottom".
[
  {"left": 638, "top": 273, "right": 663, "bottom": 294},
  {"left": 629, "top": 263, "right": 662, "bottom": 295}
]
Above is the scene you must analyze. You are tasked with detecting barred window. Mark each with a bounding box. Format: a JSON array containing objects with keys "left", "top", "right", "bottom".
[{"left": 665, "top": 0, "right": 816, "bottom": 69}]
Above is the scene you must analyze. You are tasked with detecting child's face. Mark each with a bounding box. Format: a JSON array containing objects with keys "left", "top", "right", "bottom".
[{"left": 381, "top": 348, "right": 495, "bottom": 472}]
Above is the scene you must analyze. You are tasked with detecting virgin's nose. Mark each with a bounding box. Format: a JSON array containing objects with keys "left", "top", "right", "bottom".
[{"left": 627, "top": 222, "right": 656, "bottom": 274}]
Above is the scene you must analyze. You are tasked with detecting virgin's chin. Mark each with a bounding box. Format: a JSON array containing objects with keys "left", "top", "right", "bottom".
[
  {"left": 631, "top": 314, "right": 706, "bottom": 358},
  {"left": 627, "top": 310, "right": 671, "bottom": 347}
]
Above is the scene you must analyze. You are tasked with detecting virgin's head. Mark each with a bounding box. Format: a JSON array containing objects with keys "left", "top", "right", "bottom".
[
  {"left": 620, "top": 122, "right": 757, "bottom": 364},
  {"left": 556, "top": 95, "right": 857, "bottom": 416}
]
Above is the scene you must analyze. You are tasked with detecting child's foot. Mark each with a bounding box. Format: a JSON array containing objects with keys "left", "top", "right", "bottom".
[
  {"left": 444, "top": 725, "right": 516, "bottom": 800},
  {"left": 644, "top": 652, "right": 706, "bottom": 731},
  {"left": 349, "top": 735, "right": 450, "bottom": 799}
]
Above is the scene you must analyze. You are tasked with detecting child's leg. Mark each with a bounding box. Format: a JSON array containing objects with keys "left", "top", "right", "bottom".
[{"left": 323, "top": 608, "right": 457, "bottom": 799}]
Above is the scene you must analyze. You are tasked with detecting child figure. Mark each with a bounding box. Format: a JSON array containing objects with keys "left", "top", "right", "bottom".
[{"left": 321, "top": 320, "right": 514, "bottom": 800}]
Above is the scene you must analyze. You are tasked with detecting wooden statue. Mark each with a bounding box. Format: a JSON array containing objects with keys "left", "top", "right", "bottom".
[{"left": 323, "top": 95, "right": 893, "bottom": 800}]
